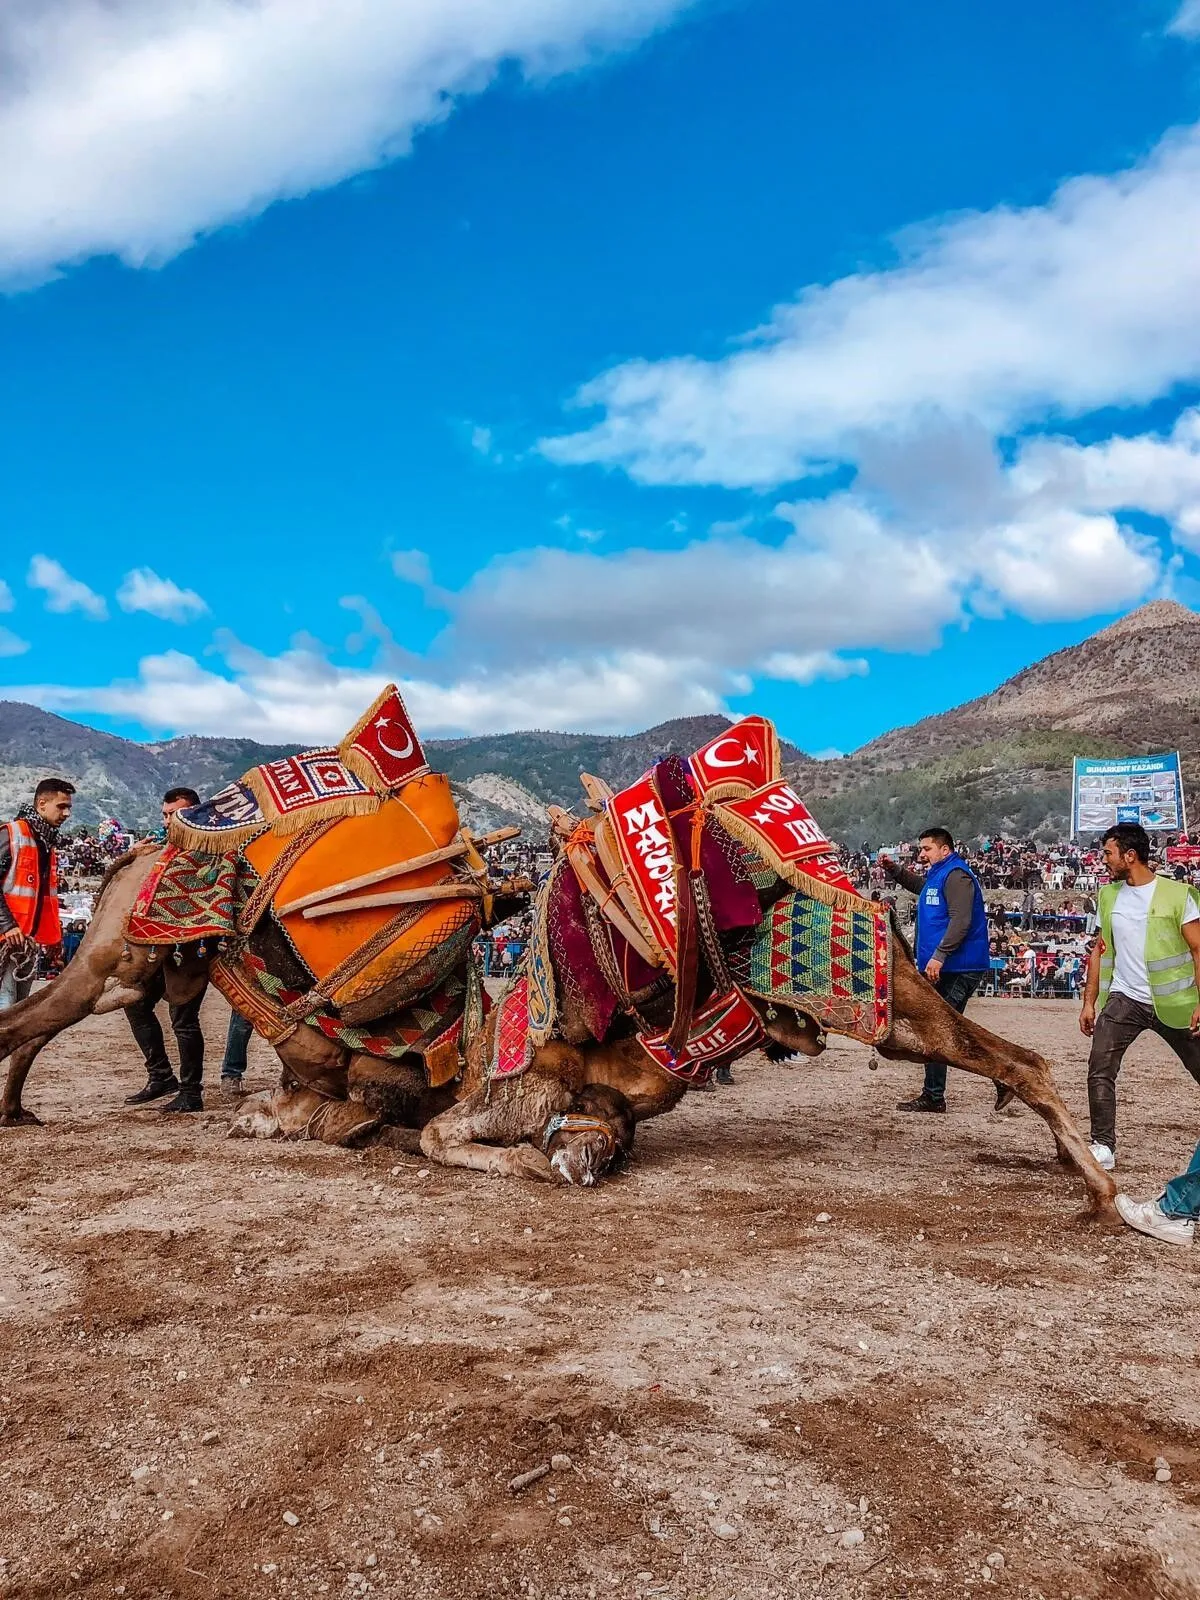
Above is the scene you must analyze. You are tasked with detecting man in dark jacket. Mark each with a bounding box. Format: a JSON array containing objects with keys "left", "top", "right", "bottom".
[
  {"left": 881, "top": 827, "right": 991, "bottom": 1113},
  {"left": 124, "top": 787, "right": 207, "bottom": 1114}
]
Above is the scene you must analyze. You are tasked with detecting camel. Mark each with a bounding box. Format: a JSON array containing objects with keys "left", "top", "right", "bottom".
[
  {"left": 233, "top": 901, "right": 1117, "bottom": 1215},
  {"left": 0, "top": 843, "right": 493, "bottom": 1144},
  {"left": 0, "top": 840, "right": 1116, "bottom": 1217}
]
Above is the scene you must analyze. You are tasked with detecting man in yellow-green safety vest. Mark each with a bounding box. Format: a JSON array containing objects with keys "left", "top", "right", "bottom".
[{"left": 1080, "top": 823, "right": 1200, "bottom": 1174}]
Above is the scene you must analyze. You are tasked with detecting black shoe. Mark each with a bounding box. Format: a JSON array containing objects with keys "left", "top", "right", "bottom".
[
  {"left": 715, "top": 1065, "right": 735, "bottom": 1086},
  {"left": 160, "top": 1090, "right": 203, "bottom": 1114},
  {"left": 125, "top": 1076, "right": 180, "bottom": 1106},
  {"left": 896, "top": 1093, "right": 947, "bottom": 1114}
]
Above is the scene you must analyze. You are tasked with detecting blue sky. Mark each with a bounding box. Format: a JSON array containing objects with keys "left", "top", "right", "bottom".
[{"left": 2, "top": 0, "right": 1200, "bottom": 756}]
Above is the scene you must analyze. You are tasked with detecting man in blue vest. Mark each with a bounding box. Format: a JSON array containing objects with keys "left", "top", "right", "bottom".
[{"left": 881, "top": 827, "right": 992, "bottom": 1112}]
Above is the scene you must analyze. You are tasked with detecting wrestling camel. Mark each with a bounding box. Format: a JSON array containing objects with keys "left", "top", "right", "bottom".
[
  {"left": 0, "top": 847, "right": 406, "bottom": 1143},
  {"left": 0, "top": 835, "right": 1115, "bottom": 1216},
  {"left": 236, "top": 910, "right": 1117, "bottom": 1216}
]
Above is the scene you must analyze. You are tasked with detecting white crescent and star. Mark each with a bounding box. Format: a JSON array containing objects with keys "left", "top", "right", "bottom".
[
  {"left": 701, "top": 737, "right": 762, "bottom": 770},
  {"left": 373, "top": 713, "right": 415, "bottom": 762}
]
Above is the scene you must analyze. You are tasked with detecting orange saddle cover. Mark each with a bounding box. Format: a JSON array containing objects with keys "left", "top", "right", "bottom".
[{"left": 244, "top": 772, "right": 477, "bottom": 1013}]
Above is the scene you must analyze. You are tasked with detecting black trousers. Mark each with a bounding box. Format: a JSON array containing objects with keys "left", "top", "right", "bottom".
[
  {"left": 125, "top": 964, "right": 205, "bottom": 1089},
  {"left": 922, "top": 969, "right": 985, "bottom": 1100}
]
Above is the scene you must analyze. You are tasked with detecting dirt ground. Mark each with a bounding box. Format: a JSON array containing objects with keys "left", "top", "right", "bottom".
[{"left": 1, "top": 993, "right": 1199, "bottom": 1600}]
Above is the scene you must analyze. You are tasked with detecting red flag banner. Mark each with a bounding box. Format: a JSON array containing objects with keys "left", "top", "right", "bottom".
[
  {"left": 340, "top": 684, "right": 431, "bottom": 794},
  {"left": 716, "top": 780, "right": 859, "bottom": 899},
  {"left": 606, "top": 771, "right": 682, "bottom": 971},
  {"left": 638, "top": 986, "right": 765, "bottom": 1086},
  {"left": 688, "top": 715, "right": 780, "bottom": 801}
]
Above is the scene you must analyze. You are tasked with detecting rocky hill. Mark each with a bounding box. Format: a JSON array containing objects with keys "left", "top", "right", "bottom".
[
  {"left": 0, "top": 702, "right": 547, "bottom": 837},
  {"left": 0, "top": 600, "right": 1194, "bottom": 842},
  {"left": 795, "top": 600, "right": 1200, "bottom": 842}
]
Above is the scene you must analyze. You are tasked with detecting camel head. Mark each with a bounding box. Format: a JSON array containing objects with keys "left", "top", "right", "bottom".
[{"left": 540, "top": 1084, "right": 635, "bottom": 1186}]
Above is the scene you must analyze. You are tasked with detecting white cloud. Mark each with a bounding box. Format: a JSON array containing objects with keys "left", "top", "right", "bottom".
[
  {"left": 544, "top": 124, "right": 1200, "bottom": 488},
  {"left": 0, "top": 628, "right": 29, "bottom": 659},
  {"left": 116, "top": 566, "right": 208, "bottom": 622},
  {"left": 0, "top": 0, "right": 694, "bottom": 286},
  {"left": 760, "top": 651, "right": 869, "bottom": 686},
  {"left": 0, "top": 579, "right": 13, "bottom": 612},
  {"left": 1011, "top": 407, "right": 1200, "bottom": 552},
  {"left": 9, "top": 639, "right": 724, "bottom": 740},
  {"left": 1169, "top": 0, "right": 1200, "bottom": 36},
  {"left": 26, "top": 555, "right": 108, "bottom": 620},
  {"left": 12, "top": 400, "right": 1179, "bottom": 741}
]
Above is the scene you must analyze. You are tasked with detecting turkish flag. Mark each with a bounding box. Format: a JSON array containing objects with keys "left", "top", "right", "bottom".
[
  {"left": 340, "top": 685, "right": 431, "bottom": 793},
  {"left": 688, "top": 715, "right": 780, "bottom": 800}
]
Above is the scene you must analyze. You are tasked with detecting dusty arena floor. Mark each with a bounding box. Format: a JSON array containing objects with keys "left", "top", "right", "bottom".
[{"left": 1, "top": 996, "right": 1198, "bottom": 1600}]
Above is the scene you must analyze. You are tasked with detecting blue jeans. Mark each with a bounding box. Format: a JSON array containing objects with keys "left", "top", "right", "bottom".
[
  {"left": 0, "top": 966, "right": 33, "bottom": 1011},
  {"left": 1162, "top": 1141, "right": 1200, "bottom": 1221},
  {"left": 221, "top": 1011, "right": 254, "bottom": 1080},
  {"left": 922, "top": 969, "right": 986, "bottom": 1101}
]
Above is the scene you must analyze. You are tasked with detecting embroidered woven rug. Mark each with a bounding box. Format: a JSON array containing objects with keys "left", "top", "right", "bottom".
[
  {"left": 171, "top": 782, "right": 268, "bottom": 854},
  {"left": 491, "top": 974, "right": 534, "bottom": 1081},
  {"left": 244, "top": 748, "right": 380, "bottom": 834},
  {"left": 242, "top": 949, "right": 470, "bottom": 1064},
  {"left": 728, "top": 886, "right": 891, "bottom": 1045},
  {"left": 127, "top": 846, "right": 239, "bottom": 945}
]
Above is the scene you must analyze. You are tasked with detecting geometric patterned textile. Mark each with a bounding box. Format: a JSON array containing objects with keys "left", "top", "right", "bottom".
[
  {"left": 126, "top": 845, "right": 239, "bottom": 945},
  {"left": 526, "top": 866, "right": 558, "bottom": 1048},
  {"left": 241, "top": 948, "right": 470, "bottom": 1063},
  {"left": 169, "top": 781, "right": 266, "bottom": 854},
  {"left": 491, "top": 974, "right": 534, "bottom": 1082},
  {"left": 729, "top": 886, "right": 892, "bottom": 1046},
  {"left": 244, "top": 747, "right": 379, "bottom": 834}
]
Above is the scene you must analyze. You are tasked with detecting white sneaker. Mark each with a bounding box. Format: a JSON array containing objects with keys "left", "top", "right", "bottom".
[
  {"left": 1089, "top": 1141, "right": 1116, "bottom": 1172},
  {"left": 1115, "top": 1194, "right": 1195, "bottom": 1248}
]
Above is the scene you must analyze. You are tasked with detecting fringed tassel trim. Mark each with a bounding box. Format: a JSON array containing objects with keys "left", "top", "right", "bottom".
[
  {"left": 713, "top": 805, "right": 883, "bottom": 915},
  {"left": 242, "top": 769, "right": 381, "bottom": 836},
  {"left": 168, "top": 818, "right": 267, "bottom": 855}
]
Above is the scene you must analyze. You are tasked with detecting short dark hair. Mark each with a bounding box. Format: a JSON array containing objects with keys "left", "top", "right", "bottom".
[
  {"left": 919, "top": 827, "right": 955, "bottom": 851},
  {"left": 163, "top": 787, "right": 200, "bottom": 808},
  {"left": 1103, "top": 823, "right": 1150, "bottom": 864},
  {"left": 35, "top": 777, "right": 76, "bottom": 801}
]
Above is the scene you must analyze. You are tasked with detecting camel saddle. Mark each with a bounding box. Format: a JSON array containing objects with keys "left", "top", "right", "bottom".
[
  {"left": 538, "top": 718, "right": 883, "bottom": 1083},
  {"left": 127, "top": 686, "right": 522, "bottom": 1046}
]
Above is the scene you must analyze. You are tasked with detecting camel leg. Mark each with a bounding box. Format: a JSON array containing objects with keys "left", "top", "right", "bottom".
[
  {"left": 346, "top": 1054, "right": 453, "bottom": 1126},
  {"left": 420, "top": 1069, "right": 584, "bottom": 1182},
  {"left": 883, "top": 958, "right": 1116, "bottom": 1217},
  {"left": 0, "top": 1034, "right": 54, "bottom": 1126}
]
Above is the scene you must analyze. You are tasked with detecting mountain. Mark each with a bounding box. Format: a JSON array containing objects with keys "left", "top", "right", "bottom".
[
  {"left": 0, "top": 600, "right": 1194, "bottom": 842},
  {"left": 794, "top": 600, "right": 1200, "bottom": 843},
  {"left": 0, "top": 703, "right": 548, "bottom": 836}
]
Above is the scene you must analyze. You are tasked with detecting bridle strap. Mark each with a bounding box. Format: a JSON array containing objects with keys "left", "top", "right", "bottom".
[{"left": 541, "top": 1112, "right": 618, "bottom": 1159}]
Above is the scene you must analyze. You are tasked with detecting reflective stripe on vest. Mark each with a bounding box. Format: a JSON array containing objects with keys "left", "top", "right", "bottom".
[
  {"left": 2, "top": 820, "right": 60, "bottom": 944},
  {"left": 1097, "top": 877, "right": 1199, "bottom": 1029}
]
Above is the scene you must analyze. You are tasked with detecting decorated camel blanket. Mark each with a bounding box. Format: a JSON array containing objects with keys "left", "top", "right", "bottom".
[
  {"left": 726, "top": 887, "right": 891, "bottom": 1046},
  {"left": 125, "top": 685, "right": 491, "bottom": 1075},
  {"left": 493, "top": 715, "right": 890, "bottom": 1088}
]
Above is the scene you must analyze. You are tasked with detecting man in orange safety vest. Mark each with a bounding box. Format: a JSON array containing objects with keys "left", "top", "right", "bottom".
[{"left": 0, "top": 777, "right": 75, "bottom": 1010}]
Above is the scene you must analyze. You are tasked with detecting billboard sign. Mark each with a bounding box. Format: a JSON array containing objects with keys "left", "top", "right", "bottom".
[{"left": 1072, "top": 752, "right": 1187, "bottom": 838}]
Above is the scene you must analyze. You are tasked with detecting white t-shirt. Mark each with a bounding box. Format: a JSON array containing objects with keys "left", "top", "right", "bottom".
[{"left": 1110, "top": 880, "right": 1199, "bottom": 1004}]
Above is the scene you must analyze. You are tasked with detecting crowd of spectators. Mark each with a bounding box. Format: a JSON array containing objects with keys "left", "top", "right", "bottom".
[
  {"left": 40, "top": 810, "right": 1200, "bottom": 1004},
  {"left": 839, "top": 832, "right": 1200, "bottom": 1001}
]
